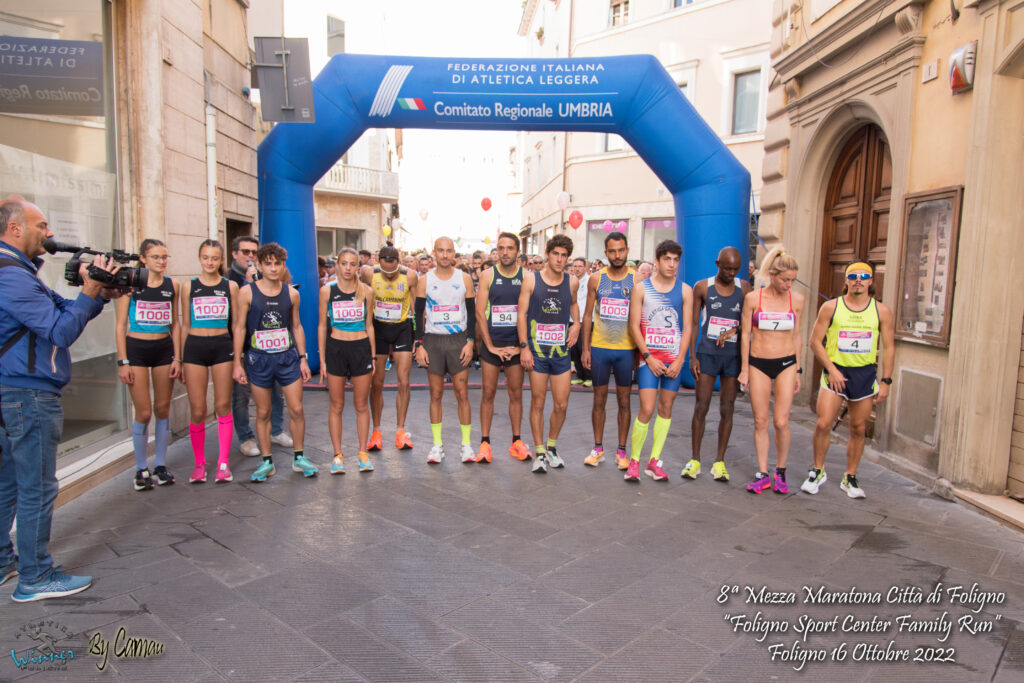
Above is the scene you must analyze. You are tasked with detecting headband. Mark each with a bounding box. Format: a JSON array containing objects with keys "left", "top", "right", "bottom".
[{"left": 845, "top": 262, "right": 873, "bottom": 276}]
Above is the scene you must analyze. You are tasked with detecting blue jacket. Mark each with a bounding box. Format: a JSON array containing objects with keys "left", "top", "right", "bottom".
[{"left": 0, "top": 241, "right": 106, "bottom": 395}]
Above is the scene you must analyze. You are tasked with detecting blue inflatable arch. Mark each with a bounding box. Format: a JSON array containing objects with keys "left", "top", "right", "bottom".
[{"left": 258, "top": 54, "right": 751, "bottom": 372}]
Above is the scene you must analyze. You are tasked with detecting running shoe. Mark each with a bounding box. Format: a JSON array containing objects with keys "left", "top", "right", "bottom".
[
  {"left": 358, "top": 451, "right": 374, "bottom": 472},
  {"left": 133, "top": 469, "right": 154, "bottom": 491},
  {"left": 215, "top": 462, "right": 233, "bottom": 483},
  {"left": 746, "top": 473, "right": 771, "bottom": 494},
  {"left": 153, "top": 465, "right": 174, "bottom": 486},
  {"left": 645, "top": 459, "right": 669, "bottom": 481},
  {"left": 385, "top": 358, "right": 392, "bottom": 371},
  {"left": 584, "top": 447, "right": 605, "bottom": 467},
  {"left": 428, "top": 444, "right": 445, "bottom": 464},
  {"left": 615, "top": 447, "right": 629, "bottom": 470},
  {"left": 623, "top": 459, "right": 640, "bottom": 482},
  {"left": 547, "top": 447, "right": 564, "bottom": 469},
  {"left": 711, "top": 461, "right": 730, "bottom": 482},
  {"left": 772, "top": 468, "right": 789, "bottom": 494},
  {"left": 1, "top": 559, "right": 17, "bottom": 587},
  {"left": 583, "top": 380, "right": 592, "bottom": 387},
  {"left": 681, "top": 459, "right": 701, "bottom": 480},
  {"left": 841, "top": 473, "right": 866, "bottom": 499},
  {"left": 11, "top": 571, "right": 92, "bottom": 603},
  {"left": 292, "top": 455, "right": 319, "bottom": 477},
  {"left": 461, "top": 444, "right": 476, "bottom": 463},
  {"left": 395, "top": 429, "right": 414, "bottom": 450},
  {"left": 367, "top": 429, "right": 384, "bottom": 452},
  {"left": 271, "top": 432, "right": 294, "bottom": 448},
  {"left": 475, "top": 442, "right": 493, "bottom": 463},
  {"left": 189, "top": 464, "right": 207, "bottom": 484},
  {"left": 509, "top": 440, "right": 532, "bottom": 461},
  {"left": 330, "top": 455, "right": 346, "bottom": 475},
  {"left": 800, "top": 468, "right": 827, "bottom": 495},
  {"left": 570, "top": 378, "right": 584, "bottom": 386},
  {"left": 531, "top": 452, "right": 548, "bottom": 473},
  {"left": 251, "top": 460, "right": 275, "bottom": 482},
  {"left": 239, "top": 438, "right": 260, "bottom": 457}
]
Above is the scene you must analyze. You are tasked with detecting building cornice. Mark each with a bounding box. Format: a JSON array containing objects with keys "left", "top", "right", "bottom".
[
  {"left": 773, "top": 0, "right": 923, "bottom": 80},
  {"left": 518, "top": 0, "right": 540, "bottom": 36}
]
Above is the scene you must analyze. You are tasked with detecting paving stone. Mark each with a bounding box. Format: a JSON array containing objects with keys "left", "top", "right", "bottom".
[
  {"left": 87, "top": 612, "right": 216, "bottom": 682},
  {"left": 303, "top": 614, "right": 443, "bottom": 682},
  {"left": 290, "top": 659, "right": 368, "bottom": 682},
  {"left": 345, "top": 596, "right": 462, "bottom": 661},
  {"left": 577, "top": 627, "right": 715, "bottom": 682},
  {"left": 425, "top": 640, "right": 542, "bottom": 682},
  {"left": 450, "top": 523, "right": 573, "bottom": 577},
  {"left": 129, "top": 571, "right": 243, "bottom": 629},
  {"left": 545, "top": 542, "right": 662, "bottom": 602},
  {"left": 488, "top": 579, "right": 591, "bottom": 626}
]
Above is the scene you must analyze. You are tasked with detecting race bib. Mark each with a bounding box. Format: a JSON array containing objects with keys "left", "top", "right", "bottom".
[
  {"left": 838, "top": 330, "right": 873, "bottom": 354},
  {"left": 535, "top": 323, "right": 566, "bottom": 346},
  {"left": 706, "top": 316, "right": 739, "bottom": 342},
  {"left": 135, "top": 300, "right": 171, "bottom": 326},
  {"left": 331, "top": 300, "right": 364, "bottom": 324},
  {"left": 645, "top": 327, "right": 678, "bottom": 351},
  {"left": 192, "top": 296, "right": 228, "bottom": 322},
  {"left": 253, "top": 328, "right": 290, "bottom": 352},
  {"left": 430, "top": 303, "right": 463, "bottom": 324},
  {"left": 598, "top": 297, "right": 629, "bottom": 321},
  {"left": 757, "top": 312, "right": 794, "bottom": 331},
  {"left": 491, "top": 304, "right": 517, "bottom": 327},
  {"left": 374, "top": 300, "right": 402, "bottom": 321}
]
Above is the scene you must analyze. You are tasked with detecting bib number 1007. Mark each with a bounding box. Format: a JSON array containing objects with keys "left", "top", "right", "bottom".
[{"left": 192, "top": 296, "right": 228, "bottom": 321}]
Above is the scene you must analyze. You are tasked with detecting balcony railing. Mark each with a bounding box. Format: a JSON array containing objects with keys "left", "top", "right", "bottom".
[{"left": 315, "top": 163, "right": 399, "bottom": 200}]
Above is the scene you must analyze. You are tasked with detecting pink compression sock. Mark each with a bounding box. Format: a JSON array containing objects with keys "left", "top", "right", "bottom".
[
  {"left": 217, "top": 414, "right": 233, "bottom": 465},
  {"left": 189, "top": 423, "right": 205, "bottom": 465}
]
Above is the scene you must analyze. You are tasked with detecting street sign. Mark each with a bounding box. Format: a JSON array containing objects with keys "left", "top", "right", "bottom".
[{"left": 252, "top": 37, "right": 315, "bottom": 123}]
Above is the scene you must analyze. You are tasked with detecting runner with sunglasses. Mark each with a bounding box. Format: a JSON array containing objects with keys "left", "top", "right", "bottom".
[{"left": 803, "top": 262, "right": 895, "bottom": 499}]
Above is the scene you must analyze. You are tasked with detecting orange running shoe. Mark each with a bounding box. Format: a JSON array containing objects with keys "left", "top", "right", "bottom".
[
  {"left": 509, "top": 439, "right": 532, "bottom": 461},
  {"left": 367, "top": 429, "right": 383, "bottom": 452},
  {"left": 475, "top": 441, "right": 493, "bottom": 463},
  {"left": 394, "top": 429, "right": 413, "bottom": 450}
]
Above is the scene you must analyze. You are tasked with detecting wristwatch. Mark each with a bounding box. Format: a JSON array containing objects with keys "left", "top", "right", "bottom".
[
  {"left": 299, "top": 353, "right": 308, "bottom": 359},
  {"left": 519, "top": 342, "right": 528, "bottom": 349},
  {"left": 117, "top": 359, "right": 130, "bottom": 367},
  {"left": 642, "top": 351, "right": 651, "bottom": 361},
  {"left": 880, "top": 377, "right": 893, "bottom": 385}
]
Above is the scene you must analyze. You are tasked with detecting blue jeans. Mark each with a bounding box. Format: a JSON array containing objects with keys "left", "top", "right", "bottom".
[
  {"left": 0, "top": 386, "right": 63, "bottom": 585},
  {"left": 231, "top": 380, "right": 283, "bottom": 442}
]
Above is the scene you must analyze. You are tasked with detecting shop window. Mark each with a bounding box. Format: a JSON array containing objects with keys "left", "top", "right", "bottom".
[
  {"left": 327, "top": 15, "right": 345, "bottom": 56},
  {"left": 642, "top": 218, "right": 676, "bottom": 262}
]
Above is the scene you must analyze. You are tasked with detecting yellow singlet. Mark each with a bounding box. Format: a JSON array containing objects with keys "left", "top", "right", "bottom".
[{"left": 370, "top": 267, "right": 412, "bottom": 323}]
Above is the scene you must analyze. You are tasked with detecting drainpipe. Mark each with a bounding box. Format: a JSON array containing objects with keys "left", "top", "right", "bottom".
[{"left": 204, "top": 71, "right": 218, "bottom": 240}]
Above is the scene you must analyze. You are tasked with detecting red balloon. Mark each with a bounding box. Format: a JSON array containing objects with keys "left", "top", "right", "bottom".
[
  {"left": 568, "top": 210, "right": 583, "bottom": 229},
  {"left": 481, "top": 197, "right": 492, "bottom": 211}
]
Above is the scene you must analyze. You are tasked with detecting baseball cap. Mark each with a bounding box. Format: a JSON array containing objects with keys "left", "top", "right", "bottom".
[{"left": 379, "top": 245, "right": 400, "bottom": 261}]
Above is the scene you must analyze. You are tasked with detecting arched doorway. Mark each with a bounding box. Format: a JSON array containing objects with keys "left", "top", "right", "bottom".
[{"left": 812, "top": 124, "right": 892, "bottom": 413}]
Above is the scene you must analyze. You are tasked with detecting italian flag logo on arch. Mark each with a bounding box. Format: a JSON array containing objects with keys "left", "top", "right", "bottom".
[{"left": 397, "top": 97, "right": 426, "bottom": 111}]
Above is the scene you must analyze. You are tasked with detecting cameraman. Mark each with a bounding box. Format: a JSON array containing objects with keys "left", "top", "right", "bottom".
[
  {"left": 228, "top": 236, "right": 290, "bottom": 456},
  {"left": 0, "top": 198, "right": 122, "bottom": 602}
]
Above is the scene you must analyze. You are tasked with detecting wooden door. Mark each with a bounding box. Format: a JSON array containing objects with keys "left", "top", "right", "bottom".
[{"left": 812, "top": 125, "right": 892, "bottom": 420}]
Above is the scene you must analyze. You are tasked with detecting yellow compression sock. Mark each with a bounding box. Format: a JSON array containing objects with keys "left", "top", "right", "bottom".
[
  {"left": 630, "top": 418, "right": 649, "bottom": 462},
  {"left": 461, "top": 424, "right": 471, "bottom": 445},
  {"left": 431, "top": 422, "right": 443, "bottom": 446},
  {"left": 650, "top": 416, "right": 671, "bottom": 462}
]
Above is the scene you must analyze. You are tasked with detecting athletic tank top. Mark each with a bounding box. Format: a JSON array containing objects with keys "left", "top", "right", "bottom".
[
  {"left": 697, "top": 277, "right": 744, "bottom": 357},
  {"left": 424, "top": 269, "right": 467, "bottom": 334},
  {"left": 751, "top": 289, "right": 795, "bottom": 331},
  {"left": 486, "top": 265, "right": 523, "bottom": 346},
  {"left": 640, "top": 277, "right": 685, "bottom": 364},
  {"left": 591, "top": 267, "right": 636, "bottom": 351},
  {"left": 825, "top": 296, "right": 879, "bottom": 367},
  {"left": 527, "top": 271, "right": 573, "bottom": 359},
  {"left": 370, "top": 267, "right": 411, "bottom": 323},
  {"left": 128, "top": 276, "right": 174, "bottom": 334},
  {"left": 328, "top": 283, "right": 366, "bottom": 332},
  {"left": 188, "top": 277, "right": 231, "bottom": 331},
  {"left": 246, "top": 283, "right": 294, "bottom": 353}
]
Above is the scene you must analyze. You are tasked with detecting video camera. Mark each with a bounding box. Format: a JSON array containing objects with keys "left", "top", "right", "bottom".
[{"left": 42, "top": 239, "right": 148, "bottom": 291}]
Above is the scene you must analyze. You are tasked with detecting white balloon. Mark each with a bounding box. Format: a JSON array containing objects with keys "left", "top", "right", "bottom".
[
  {"left": 392, "top": 219, "right": 402, "bottom": 231},
  {"left": 419, "top": 208, "right": 429, "bottom": 221},
  {"left": 556, "top": 191, "right": 571, "bottom": 211}
]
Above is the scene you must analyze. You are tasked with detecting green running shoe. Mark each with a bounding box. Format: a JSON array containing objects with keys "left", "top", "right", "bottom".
[
  {"left": 292, "top": 455, "right": 319, "bottom": 477},
  {"left": 250, "top": 460, "right": 275, "bottom": 482},
  {"left": 711, "top": 461, "right": 730, "bottom": 482},
  {"left": 681, "top": 459, "right": 701, "bottom": 480}
]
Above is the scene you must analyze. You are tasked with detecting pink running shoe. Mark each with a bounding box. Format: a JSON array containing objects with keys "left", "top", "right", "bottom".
[
  {"left": 189, "top": 464, "right": 207, "bottom": 484},
  {"left": 624, "top": 459, "right": 640, "bottom": 482},
  {"left": 746, "top": 473, "right": 771, "bottom": 494},
  {"left": 644, "top": 459, "right": 669, "bottom": 481},
  {"left": 215, "top": 461, "right": 233, "bottom": 483},
  {"left": 772, "top": 468, "right": 788, "bottom": 494}
]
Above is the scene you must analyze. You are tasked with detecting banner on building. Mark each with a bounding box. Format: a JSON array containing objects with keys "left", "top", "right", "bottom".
[{"left": 0, "top": 35, "right": 104, "bottom": 117}]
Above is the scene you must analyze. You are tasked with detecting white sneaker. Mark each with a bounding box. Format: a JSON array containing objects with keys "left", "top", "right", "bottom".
[
  {"left": 841, "top": 474, "right": 866, "bottom": 499},
  {"left": 800, "top": 468, "right": 827, "bottom": 495},
  {"left": 460, "top": 444, "right": 476, "bottom": 463},
  {"left": 531, "top": 453, "right": 548, "bottom": 473},
  {"left": 271, "top": 432, "right": 294, "bottom": 448},
  {"left": 546, "top": 448, "right": 564, "bottom": 469},
  {"left": 428, "top": 444, "right": 445, "bottom": 464},
  {"left": 239, "top": 439, "right": 260, "bottom": 457}
]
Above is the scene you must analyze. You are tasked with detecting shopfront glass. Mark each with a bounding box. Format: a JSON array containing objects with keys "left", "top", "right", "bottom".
[
  {"left": 642, "top": 218, "right": 676, "bottom": 263},
  {"left": 587, "top": 220, "right": 628, "bottom": 262},
  {"left": 0, "top": 1, "right": 125, "bottom": 453}
]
